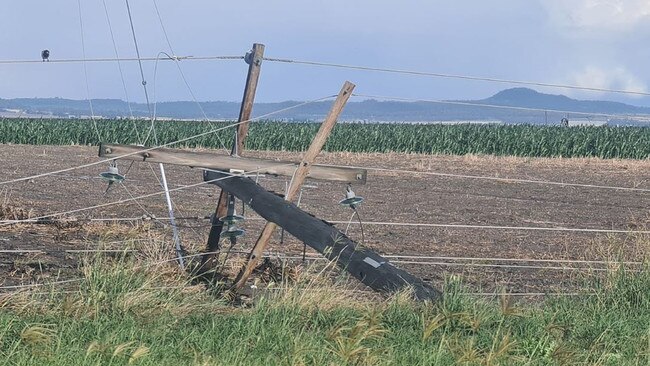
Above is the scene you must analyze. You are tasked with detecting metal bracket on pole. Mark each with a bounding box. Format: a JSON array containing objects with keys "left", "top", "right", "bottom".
[{"left": 159, "top": 163, "right": 184, "bottom": 269}]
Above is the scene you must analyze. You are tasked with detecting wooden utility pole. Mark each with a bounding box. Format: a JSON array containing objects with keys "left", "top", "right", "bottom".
[
  {"left": 233, "top": 43, "right": 265, "bottom": 156},
  {"left": 204, "top": 43, "right": 265, "bottom": 262},
  {"left": 232, "top": 81, "right": 355, "bottom": 289},
  {"left": 203, "top": 170, "right": 442, "bottom": 301}
]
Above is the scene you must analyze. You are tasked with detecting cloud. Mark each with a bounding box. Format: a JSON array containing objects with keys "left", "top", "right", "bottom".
[
  {"left": 542, "top": 0, "right": 650, "bottom": 32},
  {"left": 565, "top": 66, "right": 647, "bottom": 97}
]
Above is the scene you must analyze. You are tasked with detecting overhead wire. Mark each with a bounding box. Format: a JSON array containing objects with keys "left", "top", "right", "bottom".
[
  {"left": 1, "top": 247, "right": 638, "bottom": 292},
  {"left": 76, "top": 0, "right": 102, "bottom": 142},
  {"left": 350, "top": 93, "right": 650, "bottom": 123},
  {"left": 150, "top": 0, "right": 231, "bottom": 153},
  {"left": 3, "top": 247, "right": 643, "bottom": 267},
  {"left": 142, "top": 52, "right": 164, "bottom": 144},
  {"left": 263, "top": 56, "right": 650, "bottom": 97},
  {"left": 0, "top": 95, "right": 335, "bottom": 187},
  {"left": 0, "top": 55, "right": 243, "bottom": 65},
  {"left": 320, "top": 164, "right": 650, "bottom": 193},
  {"left": 0, "top": 250, "right": 223, "bottom": 290},
  {"left": 0, "top": 250, "right": 631, "bottom": 273},
  {"left": 276, "top": 255, "right": 625, "bottom": 272},
  {"left": 101, "top": 0, "right": 141, "bottom": 142},
  {"left": 386, "top": 260, "right": 622, "bottom": 272},
  {"left": 0, "top": 250, "right": 210, "bottom": 290},
  {"left": 151, "top": 0, "right": 175, "bottom": 55},
  {"left": 147, "top": 51, "right": 230, "bottom": 152},
  {"left": 0, "top": 163, "right": 295, "bottom": 227},
  {"left": 125, "top": 0, "right": 153, "bottom": 122},
  {"left": 8, "top": 213, "right": 647, "bottom": 234},
  {"left": 118, "top": 182, "right": 166, "bottom": 227},
  {"left": 326, "top": 220, "right": 650, "bottom": 234}
]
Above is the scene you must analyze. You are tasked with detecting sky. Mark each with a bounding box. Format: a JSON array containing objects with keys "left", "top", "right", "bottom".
[{"left": 1, "top": 0, "right": 650, "bottom": 106}]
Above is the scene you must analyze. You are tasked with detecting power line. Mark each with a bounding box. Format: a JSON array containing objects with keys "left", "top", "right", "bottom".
[
  {"left": 1, "top": 248, "right": 631, "bottom": 291},
  {"left": 0, "top": 95, "right": 334, "bottom": 187},
  {"left": 0, "top": 279, "right": 83, "bottom": 290},
  {"left": 0, "top": 163, "right": 295, "bottom": 227},
  {"left": 149, "top": 1, "right": 230, "bottom": 153},
  {"left": 102, "top": 0, "right": 140, "bottom": 141},
  {"left": 387, "top": 260, "right": 620, "bottom": 272},
  {"left": 320, "top": 164, "right": 650, "bottom": 193},
  {"left": 0, "top": 249, "right": 138, "bottom": 254},
  {"left": 1, "top": 250, "right": 627, "bottom": 272},
  {"left": 325, "top": 220, "right": 650, "bottom": 234},
  {"left": 377, "top": 254, "right": 643, "bottom": 266},
  {"left": 5, "top": 247, "right": 641, "bottom": 267},
  {"left": 125, "top": 0, "right": 153, "bottom": 122},
  {"left": 238, "top": 255, "right": 629, "bottom": 272},
  {"left": 351, "top": 93, "right": 650, "bottom": 122},
  {"left": 151, "top": 51, "right": 230, "bottom": 152},
  {"left": 12, "top": 214, "right": 647, "bottom": 235},
  {"left": 6, "top": 145, "right": 643, "bottom": 195},
  {"left": 0, "top": 55, "right": 243, "bottom": 64},
  {"left": 0, "top": 250, "right": 222, "bottom": 290},
  {"left": 151, "top": 0, "right": 176, "bottom": 55},
  {"left": 468, "top": 292, "right": 595, "bottom": 297},
  {"left": 263, "top": 57, "right": 650, "bottom": 97},
  {"left": 77, "top": 0, "right": 101, "bottom": 142}
]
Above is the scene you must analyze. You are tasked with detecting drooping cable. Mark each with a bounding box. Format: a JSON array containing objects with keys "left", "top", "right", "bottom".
[
  {"left": 76, "top": 0, "right": 102, "bottom": 142},
  {"left": 125, "top": 0, "right": 153, "bottom": 121},
  {"left": 101, "top": 0, "right": 141, "bottom": 143}
]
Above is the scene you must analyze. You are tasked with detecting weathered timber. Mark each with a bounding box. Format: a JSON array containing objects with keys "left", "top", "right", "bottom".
[
  {"left": 233, "top": 43, "right": 265, "bottom": 156},
  {"left": 204, "top": 170, "right": 442, "bottom": 301},
  {"left": 98, "top": 143, "right": 367, "bottom": 184},
  {"left": 209, "top": 43, "right": 265, "bottom": 255},
  {"left": 232, "top": 81, "right": 356, "bottom": 289}
]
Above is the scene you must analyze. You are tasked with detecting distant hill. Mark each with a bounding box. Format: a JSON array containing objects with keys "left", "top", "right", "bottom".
[
  {"left": 2, "top": 88, "right": 649, "bottom": 125},
  {"left": 479, "top": 88, "right": 650, "bottom": 115}
]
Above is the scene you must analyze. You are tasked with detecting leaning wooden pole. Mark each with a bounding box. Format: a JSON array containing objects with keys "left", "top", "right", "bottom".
[
  {"left": 203, "top": 43, "right": 265, "bottom": 264},
  {"left": 232, "top": 81, "right": 355, "bottom": 289},
  {"left": 203, "top": 170, "right": 442, "bottom": 301}
]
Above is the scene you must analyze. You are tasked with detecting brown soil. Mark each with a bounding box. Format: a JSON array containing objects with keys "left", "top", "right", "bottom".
[{"left": 1, "top": 145, "right": 648, "bottom": 295}]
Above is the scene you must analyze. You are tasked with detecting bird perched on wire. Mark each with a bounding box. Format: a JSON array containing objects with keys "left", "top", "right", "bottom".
[{"left": 41, "top": 50, "right": 50, "bottom": 62}]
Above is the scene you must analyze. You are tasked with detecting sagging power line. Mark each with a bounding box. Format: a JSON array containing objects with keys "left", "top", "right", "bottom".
[{"left": 263, "top": 57, "right": 650, "bottom": 97}]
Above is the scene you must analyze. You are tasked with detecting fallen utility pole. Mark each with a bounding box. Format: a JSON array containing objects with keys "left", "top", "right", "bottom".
[
  {"left": 232, "top": 81, "right": 355, "bottom": 290},
  {"left": 203, "top": 170, "right": 442, "bottom": 301}
]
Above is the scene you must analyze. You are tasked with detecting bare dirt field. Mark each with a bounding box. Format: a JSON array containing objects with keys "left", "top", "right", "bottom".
[{"left": 1, "top": 144, "right": 649, "bottom": 295}]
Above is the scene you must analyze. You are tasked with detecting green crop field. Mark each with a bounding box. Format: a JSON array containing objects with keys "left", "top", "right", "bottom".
[{"left": 0, "top": 118, "right": 649, "bottom": 159}]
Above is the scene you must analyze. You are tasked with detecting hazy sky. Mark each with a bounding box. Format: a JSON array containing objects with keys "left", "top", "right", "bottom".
[{"left": 1, "top": 0, "right": 650, "bottom": 106}]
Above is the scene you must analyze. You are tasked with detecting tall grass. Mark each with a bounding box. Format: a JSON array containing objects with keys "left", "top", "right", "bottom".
[
  {"left": 1, "top": 118, "right": 649, "bottom": 159},
  {"left": 0, "top": 252, "right": 649, "bottom": 365}
]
